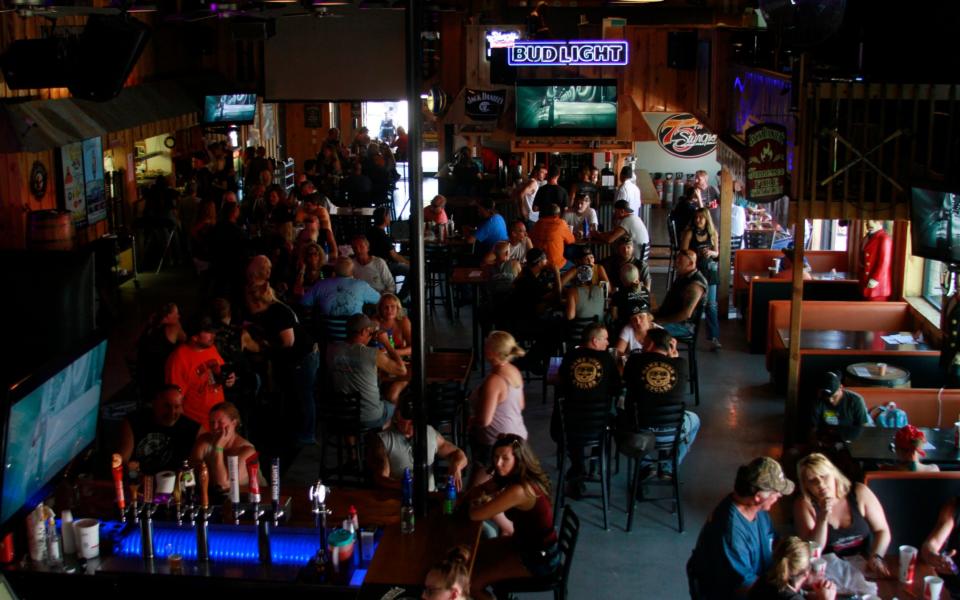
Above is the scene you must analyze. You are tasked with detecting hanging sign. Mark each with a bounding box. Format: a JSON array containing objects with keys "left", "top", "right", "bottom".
[
  {"left": 745, "top": 123, "right": 787, "bottom": 202},
  {"left": 464, "top": 88, "right": 506, "bottom": 121},
  {"left": 508, "top": 40, "right": 629, "bottom": 67},
  {"left": 656, "top": 113, "right": 718, "bottom": 159}
]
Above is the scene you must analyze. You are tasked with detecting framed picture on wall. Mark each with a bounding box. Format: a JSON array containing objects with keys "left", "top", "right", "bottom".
[
  {"left": 59, "top": 141, "right": 87, "bottom": 228},
  {"left": 696, "top": 40, "right": 711, "bottom": 117},
  {"left": 304, "top": 104, "right": 322, "bottom": 129}
]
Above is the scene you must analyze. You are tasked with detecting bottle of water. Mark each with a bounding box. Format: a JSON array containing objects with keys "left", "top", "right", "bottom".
[
  {"left": 400, "top": 468, "right": 415, "bottom": 534},
  {"left": 443, "top": 475, "right": 456, "bottom": 516}
]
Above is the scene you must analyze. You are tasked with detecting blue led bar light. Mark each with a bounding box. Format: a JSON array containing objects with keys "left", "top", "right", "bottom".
[{"left": 508, "top": 40, "right": 629, "bottom": 67}]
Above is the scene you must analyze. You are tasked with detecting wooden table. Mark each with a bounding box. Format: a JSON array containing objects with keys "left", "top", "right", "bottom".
[
  {"left": 777, "top": 329, "right": 931, "bottom": 352},
  {"left": 386, "top": 351, "right": 474, "bottom": 388},
  {"left": 873, "top": 554, "right": 949, "bottom": 599},
  {"left": 742, "top": 270, "right": 854, "bottom": 284},
  {"left": 847, "top": 427, "right": 960, "bottom": 467},
  {"left": 845, "top": 361, "right": 911, "bottom": 388},
  {"left": 363, "top": 509, "right": 482, "bottom": 586}
]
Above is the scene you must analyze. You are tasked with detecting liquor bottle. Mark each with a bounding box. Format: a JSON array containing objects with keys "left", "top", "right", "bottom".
[
  {"left": 600, "top": 152, "right": 615, "bottom": 189},
  {"left": 400, "top": 468, "right": 415, "bottom": 534}
]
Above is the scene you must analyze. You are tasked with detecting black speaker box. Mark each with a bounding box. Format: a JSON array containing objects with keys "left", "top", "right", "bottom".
[
  {"left": 489, "top": 46, "right": 516, "bottom": 85},
  {"left": 69, "top": 15, "right": 150, "bottom": 102},
  {"left": 0, "top": 38, "right": 75, "bottom": 90},
  {"left": 667, "top": 31, "right": 697, "bottom": 70}
]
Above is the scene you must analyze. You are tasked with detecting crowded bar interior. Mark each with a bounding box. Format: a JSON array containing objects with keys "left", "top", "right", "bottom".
[{"left": 1, "top": 0, "right": 960, "bottom": 598}]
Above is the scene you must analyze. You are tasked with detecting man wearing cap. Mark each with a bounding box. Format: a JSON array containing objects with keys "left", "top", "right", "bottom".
[
  {"left": 530, "top": 203, "right": 575, "bottom": 270},
  {"left": 367, "top": 406, "right": 468, "bottom": 492},
  {"left": 687, "top": 457, "right": 795, "bottom": 599},
  {"left": 809, "top": 371, "right": 869, "bottom": 446},
  {"left": 165, "top": 315, "right": 236, "bottom": 427},
  {"left": 602, "top": 235, "right": 653, "bottom": 294},
  {"left": 592, "top": 199, "right": 650, "bottom": 262},
  {"left": 327, "top": 314, "right": 407, "bottom": 429},
  {"left": 615, "top": 165, "right": 642, "bottom": 215}
]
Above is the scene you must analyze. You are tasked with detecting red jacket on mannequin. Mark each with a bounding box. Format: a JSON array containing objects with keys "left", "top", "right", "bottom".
[{"left": 860, "top": 223, "right": 892, "bottom": 300}]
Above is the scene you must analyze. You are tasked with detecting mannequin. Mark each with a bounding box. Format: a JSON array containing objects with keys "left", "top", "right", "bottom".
[
  {"left": 860, "top": 220, "right": 892, "bottom": 301},
  {"left": 940, "top": 268, "right": 960, "bottom": 387}
]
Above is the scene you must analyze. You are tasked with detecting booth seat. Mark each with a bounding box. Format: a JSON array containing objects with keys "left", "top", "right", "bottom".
[
  {"left": 865, "top": 471, "right": 960, "bottom": 552},
  {"left": 745, "top": 280, "right": 861, "bottom": 352},
  {"left": 848, "top": 387, "right": 960, "bottom": 429},
  {"left": 733, "top": 250, "right": 849, "bottom": 307}
]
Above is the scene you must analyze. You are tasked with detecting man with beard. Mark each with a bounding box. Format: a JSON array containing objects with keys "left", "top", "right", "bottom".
[
  {"left": 117, "top": 385, "right": 200, "bottom": 473},
  {"left": 165, "top": 315, "right": 237, "bottom": 427}
]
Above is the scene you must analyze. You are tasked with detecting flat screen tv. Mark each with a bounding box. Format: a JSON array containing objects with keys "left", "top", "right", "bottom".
[
  {"left": 910, "top": 186, "right": 960, "bottom": 263},
  {"left": 203, "top": 93, "right": 257, "bottom": 125},
  {"left": 0, "top": 335, "right": 107, "bottom": 528},
  {"left": 515, "top": 79, "right": 617, "bottom": 137}
]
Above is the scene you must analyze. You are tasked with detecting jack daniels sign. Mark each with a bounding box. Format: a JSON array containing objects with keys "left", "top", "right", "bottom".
[{"left": 464, "top": 88, "right": 506, "bottom": 121}]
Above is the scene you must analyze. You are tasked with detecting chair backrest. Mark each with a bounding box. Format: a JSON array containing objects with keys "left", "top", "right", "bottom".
[
  {"left": 325, "top": 391, "right": 364, "bottom": 427},
  {"left": 633, "top": 401, "right": 686, "bottom": 457},
  {"left": 745, "top": 229, "right": 774, "bottom": 249},
  {"left": 564, "top": 316, "right": 599, "bottom": 350},
  {"left": 426, "top": 381, "right": 464, "bottom": 421},
  {"left": 667, "top": 219, "right": 679, "bottom": 250},
  {"left": 425, "top": 244, "right": 453, "bottom": 272},
  {"left": 687, "top": 297, "right": 707, "bottom": 339},
  {"left": 557, "top": 506, "right": 580, "bottom": 588},
  {"left": 316, "top": 313, "right": 350, "bottom": 342},
  {"left": 730, "top": 235, "right": 743, "bottom": 253},
  {"left": 559, "top": 394, "right": 613, "bottom": 446}
]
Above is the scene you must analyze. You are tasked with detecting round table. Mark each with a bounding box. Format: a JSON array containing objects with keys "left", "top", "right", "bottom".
[{"left": 844, "top": 362, "right": 911, "bottom": 388}]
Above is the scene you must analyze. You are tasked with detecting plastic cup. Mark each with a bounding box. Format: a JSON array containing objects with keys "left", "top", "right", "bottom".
[
  {"left": 168, "top": 553, "right": 183, "bottom": 575},
  {"left": 74, "top": 518, "right": 100, "bottom": 560},
  {"left": 156, "top": 471, "right": 177, "bottom": 495},
  {"left": 877, "top": 362, "right": 888, "bottom": 376},
  {"left": 808, "top": 541, "right": 822, "bottom": 559},
  {"left": 899, "top": 544, "right": 918, "bottom": 584},
  {"left": 924, "top": 575, "right": 944, "bottom": 599},
  {"left": 327, "top": 528, "right": 355, "bottom": 564},
  {"left": 810, "top": 558, "right": 827, "bottom": 578}
]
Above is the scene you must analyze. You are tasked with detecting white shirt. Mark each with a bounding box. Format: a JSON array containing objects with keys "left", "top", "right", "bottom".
[
  {"left": 352, "top": 256, "right": 395, "bottom": 294},
  {"left": 563, "top": 208, "right": 598, "bottom": 232},
  {"left": 616, "top": 214, "right": 650, "bottom": 257},
  {"left": 731, "top": 204, "right": 746, "bottom": 238},
  {"left": 616, "top": 179, "right": 642, "bottom": 215},
  {"left": 508, "top": 241, "right": 528, "bottom": 262},
  {"left": 523, "top": 187, "right": 539, "bottom": 223}
]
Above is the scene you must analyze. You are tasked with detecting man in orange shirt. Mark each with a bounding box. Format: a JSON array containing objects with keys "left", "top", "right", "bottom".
[
  {"left": 165, "top": 315, "right": 236, "bottom": 427},
  {"left": 529, "top": 203, "right": 574, "bottom": 269}
]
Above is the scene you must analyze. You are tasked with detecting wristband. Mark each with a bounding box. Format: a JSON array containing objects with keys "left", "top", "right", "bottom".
[
  {"left": 214, "top": 446, "right": 225, "bottom": 453},
  {"left": 872, "top": 553, "right": 883, "bottom": 562}
]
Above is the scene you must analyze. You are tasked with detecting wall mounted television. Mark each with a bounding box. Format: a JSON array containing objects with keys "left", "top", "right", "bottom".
[
  {"left": 0, "top": 334, "right": 107, "bottom": 530},
  {"left": 203, "top": 93, "right": 257, "bottom": 125},
  {"left": 515, "top": 79, "right": 617, "bottom": 137},
  {"left": 910, "top": 186, "right": 960, "bottom": 263}
]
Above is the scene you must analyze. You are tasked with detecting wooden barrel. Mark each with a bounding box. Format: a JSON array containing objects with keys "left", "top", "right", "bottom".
[
  {"left": 844, "top": 362, "right": 911, "bottom": 388},
  {"left": 27, "top": 210, "right": 75, "bottom": 251}
]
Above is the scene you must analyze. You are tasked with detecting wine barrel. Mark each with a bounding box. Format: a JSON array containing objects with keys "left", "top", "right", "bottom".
[{"left": 27, "top": 210, "right": 75, "bottom": 251}]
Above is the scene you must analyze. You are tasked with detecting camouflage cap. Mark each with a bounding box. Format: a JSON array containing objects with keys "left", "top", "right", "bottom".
[{"left": 735, "top": 457, "right": 795, "bottom": 496}]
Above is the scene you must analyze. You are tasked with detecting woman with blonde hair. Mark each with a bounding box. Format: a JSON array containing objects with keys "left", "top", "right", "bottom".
[
  {"left": 469, "top": 332, "right": 528, "bottom": 489},
  {"left": 748, "top": 536, "right": 836, "bottom": 599},
  {"left": 422, "top": 545, "right": 472, "bottom": 600},
  {"left": 375, "top": 293, "right": 412, "bottom": 357},
  {"left": 794, "top": 453, "right": 892, "bottom": 575}
]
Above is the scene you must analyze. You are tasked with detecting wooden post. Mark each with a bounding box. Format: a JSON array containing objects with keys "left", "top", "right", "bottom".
[{"left": 718, "top": 167, "right": 733, "bottom": 319}]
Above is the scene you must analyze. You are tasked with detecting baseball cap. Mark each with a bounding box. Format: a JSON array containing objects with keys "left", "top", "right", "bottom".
[
  {"left": 185, "top": 314, "right": 217, "bottom": 336},
  {"left": 614, "top": 199, "right": 634, "bottom": 213},
  {"left": 894, "top": 425, "right": 927, "bottom": 456},
  {"left": 527, "top": 248, "right": 547, "bottom": 264},
  {"left": 735, "top": 457, "right": 795, "bottom": 496},
  {"left": 347, "top": 313, "right": 375, "bottom": 334},
  {"left": 820, "top": 372, "right": 842, "bottom": 396},
  {"left": 628, "top": 304, "right": 651, "bottom": 316}
]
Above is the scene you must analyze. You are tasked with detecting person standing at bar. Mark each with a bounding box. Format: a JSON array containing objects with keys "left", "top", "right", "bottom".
[{"left": 859, "top": 220, "right": 892, "bottom": 301}]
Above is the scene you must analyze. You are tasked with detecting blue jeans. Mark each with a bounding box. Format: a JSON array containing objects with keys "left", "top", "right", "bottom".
[
  {"left": 645, "top": 411, "right": 700, "bottom": 474},
  {"left": 295, "top": 349, "right": 321, "bottom": 443},
  {"left": 360, "top": 400, "right": 395, "bottom": 430},
  {"left": 663, "top": 322, "right": 693, "bottom": 339},
  {"left": 704, "top": 283, "right": 719, "bottom": 341}
]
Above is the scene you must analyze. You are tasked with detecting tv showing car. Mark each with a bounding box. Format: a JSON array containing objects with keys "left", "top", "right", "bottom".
[
  {"left": 515, "top": 79, "right": 617, "bottom": 137},
  {"left": 911, "top": 186, "right": 960, "bottom": 263},
  {"left": 203, "top": 93, "right": 257, "bottom": 125}
]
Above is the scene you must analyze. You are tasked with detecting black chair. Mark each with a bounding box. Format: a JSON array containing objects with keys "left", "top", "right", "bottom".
[
  {"left": 744, "top": 229, "right": 774, "bottom": 249},
  {"left": 561, "top": 316, "right": 599, "bottom": 356},
  {"left": 425, "top": 244, "right": 454, "bottom": 318},
  {"left": 622, "top": 401, "right": 686, "bottom": 533},
  {"left": 666, "top": 220, "right": 679, "bottom": 287},
  {"left": 554, "top": 394, "right": 613, "bottom": 530},
  {"left": 425, "top": 381, "right": 467, "bottom": 449},
  {"left": 492, "top": 506, "right": 581, "bottom": 600},
  {"left": 314, "top": 313, "right": 350, "bottom": 343},
  {"left": 318, "top": 391, "right": 380, "bottom": 483},
  {"left": 671, "top": 299, "right": 705, "bottom": 406}
]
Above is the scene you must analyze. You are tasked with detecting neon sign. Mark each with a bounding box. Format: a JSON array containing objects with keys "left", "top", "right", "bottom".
[
  {"left": 485, "top": 30, "right": 520, "bottom": 49},
  {"left": 508, "top": 40, "right": 629, "bottom": 67}
]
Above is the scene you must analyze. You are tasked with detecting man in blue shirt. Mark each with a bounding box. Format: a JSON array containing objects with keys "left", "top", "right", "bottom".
[
  {"left": 687, "top": 456, "right": 795, "bottom": 599},
  {"left": 301, "top": 256, "right": 381, "bottom": 317},
  {"left": 467, "top": 197, "right": 507, "bottom": 256}
]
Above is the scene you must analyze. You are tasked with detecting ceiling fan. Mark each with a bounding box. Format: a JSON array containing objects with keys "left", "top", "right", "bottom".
[{"left": 0, "top": 0, "right": 156, "bottom": 18}]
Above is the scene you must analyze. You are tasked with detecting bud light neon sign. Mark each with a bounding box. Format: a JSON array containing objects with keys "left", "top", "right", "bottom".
[{"left": 508, "top": 40, "right": 629, "bottom": 67}]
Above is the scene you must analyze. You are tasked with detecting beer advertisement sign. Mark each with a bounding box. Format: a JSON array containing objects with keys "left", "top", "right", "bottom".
[
  {"left": 745, "top": 123, "right": 787, "bottom": 202},
  {"left": 656, "top": 113, "right": 718, "bottom": 159},
  {"left": 464, "top": 88, "right": 506, "bottom": 121}
]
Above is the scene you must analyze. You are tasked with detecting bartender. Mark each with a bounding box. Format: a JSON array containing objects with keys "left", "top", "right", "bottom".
[{"left": 860, "top": 220, "right": 892, "bottom": 301}]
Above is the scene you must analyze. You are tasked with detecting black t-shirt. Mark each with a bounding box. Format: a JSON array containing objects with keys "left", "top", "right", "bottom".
[
  {"left": 610, "top": 287, "right": 651, "bottom": 326},
  {"left": 620, "top": 352, "right": 688, "bottom": 433},
  {"left": 128, "top": 411, "right": 199, "bottom": 474},
  {"left": 248, "top": 301, "right": 315, "bottom": 367},
  {"left": 810, "top": 390, "right": 868, "bottom": 443},
  {"left": 511, "top": 269, "right": 557, "bottom": 319},
  {"left": 367, "top": 227, "right": 396, "bottom": 261},
  {"left": 533, "top": 184, "right": 569, "bottom": 212},
  {"left": 559, "top": 347, "right": 622, "bottom": 408}
]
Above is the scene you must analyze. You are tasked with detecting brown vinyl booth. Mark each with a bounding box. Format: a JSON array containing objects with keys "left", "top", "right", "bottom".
[
  {"left": 864, "top": 471, "right": 960, "bottom": 553},
  {"left": 849, "top": 388, "right": 960, "bottom": 428},
  {"left": 733, "top": 250, "right": 849, "bottom": 309}
]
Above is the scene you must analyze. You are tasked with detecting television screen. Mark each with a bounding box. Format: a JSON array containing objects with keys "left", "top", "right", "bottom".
[
  {"left": 515, "top": 79, "right": 617, "bottom": 137},
  {"left": 911, "top": 187, "right": 960, "bottom": 263},
  {"left": 0, "top": 337, "right": 107, "bottom": 526},
  {"left": 203, "top": 93, "right": 257, "bottom": 124}
]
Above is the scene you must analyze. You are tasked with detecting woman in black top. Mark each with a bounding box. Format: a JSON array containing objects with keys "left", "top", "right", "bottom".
[
  {"left": 680, "top": 207, "right": 720, "bottom": 350},
  {"left": 749, "top": 536, "right": 836, "bottom": 600}
]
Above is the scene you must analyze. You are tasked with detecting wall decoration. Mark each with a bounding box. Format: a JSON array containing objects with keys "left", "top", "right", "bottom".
[
  {"left": 508, "top": 40, "right": 629, "bottom": 67},
  {"left": 60, "top": 141, "right": 87, "bottom": 227},
  {"left": 304, "top": 104, "right": 323, "bottom": 129},
  {"left": 745, "top": 123, "right": 787, "bottom": 202},
  {"left": 656, "top": 113, "right": 718, "bottom": 159},
  {"left": 29, "top": 161, "right": 47, "bottom": 200},
  {"left": 464, "top": 88, "right": 506, "bottom": 121}
]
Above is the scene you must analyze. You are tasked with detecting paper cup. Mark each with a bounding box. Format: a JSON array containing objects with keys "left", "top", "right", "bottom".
[
  {"left": 877, "top": 362, "right": 888, "bottom": 376},
  {"left": 924, "top": 575, "right": 944, "bottom": 599},
  {"left": 810, "top": 558, "right": 827, "bottom": 578},
  {"left": 74, "top": 518, "right": 100, "bottom": 560},
  {"left": 899, "top": 544, "right": 918, "bottom": 584},
  {"left": 808, "top": 541, "right": 822, "bottom": 559},
  {"left": 156, "top": 471, "right": 177, "bottom": 495}
]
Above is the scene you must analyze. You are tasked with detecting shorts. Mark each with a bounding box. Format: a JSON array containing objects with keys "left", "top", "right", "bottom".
[
  {"left": 520, "top": 544, "right": 561, "bottom": 577},
  {"left": 360, "top": 401, "right": 395, "bottom": 430}
]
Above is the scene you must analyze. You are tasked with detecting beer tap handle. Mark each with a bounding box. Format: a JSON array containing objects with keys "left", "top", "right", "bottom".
[
  {"left": 199, "top": 463, "right": 210, "bottom": 511},
  {"left": 143, "top": 474, "right": 154, "bottom": 505}
]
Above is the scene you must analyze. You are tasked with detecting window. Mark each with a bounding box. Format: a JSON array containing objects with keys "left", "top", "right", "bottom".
[{"left": 922, "top": 259, "right": 948, "bottom": 310}]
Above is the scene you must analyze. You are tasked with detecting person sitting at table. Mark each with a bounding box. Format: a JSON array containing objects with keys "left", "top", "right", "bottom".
[
  {"left": 793, "top": 452, "right": 892, "bottom": 576},
  {"left": 653, "top": 250, "right": 707, "bottom": 339},
  {"left": 884, "top": 424, "right": 939, "bottom": 473},
  {"left": 300, "top": 256, "right": 381, "bottom": 318},
  {"left": 563, "top": 264, "right": 605, "bottom": 323},
  {"left": 507, "top": 219, "right": 532, "bottom": 262},
  {"left": 687, "top": 457, "right": 795, "bottom": 599},
  {"left": 368, "top": 405, "right": 468, "bottom": 492},
  {"left": 748, "top": 536, "right": 837, "bottom": 600},
  {"left": 773, "top": 247, "right": 813, "bottom": 281},
  {"left": 601, "top": 235, "right": 653, "bottom": 295},
  {"left": 610, "top": 263, "right": 652, "bottom": 331},
  {"left": 563, "top": 245, "right": 609, "bottom": 288},
  {"left": 327, "top": 314, "right": 407, "bottom": 429},
  {"left": 190, "top": 401, "right": 258, "bottom": 494},
  {"left": 484, "top": 241, "right": 521, "bottom": 310},
  {"left": 294, "top": 214, "right": 338, "bottom": 262},
  {"left": 591, "top": 199, "right": 650, "bottom": 263},
  {"left": 424, "top": 194, "right": 449, "bottom": 225},
  {"left": 563, "top": 191, "right": 598, "bottom": 237},
  {"left": 529, "top": 203, "right": 574, "bottom": 270},
  {"left": 351, "top": 234, "right": 396, "bottom": 295},
  {"left": 291, "top": 242, "right": 328, "bottom": 301},
  {"left": 507, "top": 249, "right": 563, "bottom": 368},
  {"left": 615, "top": 305, "right": 657, "bottom": 358},
  {"left": 808, "top": 371, "right": 870, "bottom": 447},
  {"left": 374, "top": 293, "right": 412, "bottom": 357},
  {"left": 368, "top": 207, "right": 410, "bottom": 293},
  {"left": 921, "top": 496, "right": 960, "bottom": 576},
  {"left": 117, "top": 384, "right": 200, "bottom": 474},
  {"left": 466, "top": 197, "right": 508, "bottom": 257},
  {"left": 465, "top": 434, "right": 559, "bottom": 600},
  {"left": 681, "top": 207, "right": 722, "bottom": 351},
  {"left": 422, "top": 545, "right": 472, "bottom": 600}
]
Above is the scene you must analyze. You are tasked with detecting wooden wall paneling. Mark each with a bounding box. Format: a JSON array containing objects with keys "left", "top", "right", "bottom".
[{"left": 464, "top": 26, "right": 481, "bottom": 89}]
